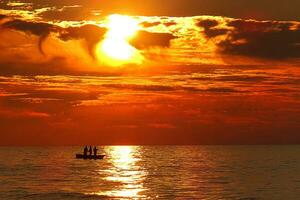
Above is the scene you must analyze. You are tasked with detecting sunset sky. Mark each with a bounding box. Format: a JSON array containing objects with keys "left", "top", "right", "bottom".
[{"left": 0, "top": 0, "right": 300, "bottom": 145}]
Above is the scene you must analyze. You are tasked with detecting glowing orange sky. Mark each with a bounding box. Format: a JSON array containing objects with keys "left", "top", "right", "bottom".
[{"left": 0, "top": 0, "right": 300, "bottom": 145}]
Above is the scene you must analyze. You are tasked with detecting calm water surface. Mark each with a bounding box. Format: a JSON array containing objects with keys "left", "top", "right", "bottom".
[{"left": 0, "top": 146, "right": 299, "bottom": 199}]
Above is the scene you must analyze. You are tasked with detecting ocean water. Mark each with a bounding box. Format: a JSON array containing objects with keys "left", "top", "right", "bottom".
[{"left": 0, "top": 146, "right": 299, "bottom": 200}]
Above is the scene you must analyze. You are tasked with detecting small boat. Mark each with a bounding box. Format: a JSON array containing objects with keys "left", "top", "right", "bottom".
[{"left": 76, "top": 154, "right": 105, "bottom": 160}]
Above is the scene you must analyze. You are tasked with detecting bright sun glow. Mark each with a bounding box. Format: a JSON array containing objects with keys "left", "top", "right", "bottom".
[
  {"left": 107, "top": 14, "right": 139, "bottom": 39},
  {"left": 96, "top": 14, "right": 143, "bottom": 66}
]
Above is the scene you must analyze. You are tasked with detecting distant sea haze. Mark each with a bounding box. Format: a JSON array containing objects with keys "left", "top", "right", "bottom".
[{"left": 0, "top": 146, "right": 299, "bottom": 199}]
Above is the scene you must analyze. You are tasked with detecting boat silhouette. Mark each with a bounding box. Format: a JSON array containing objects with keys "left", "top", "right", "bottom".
[{"left": 76, "top": 154, "right": 105, "bottom": 160}]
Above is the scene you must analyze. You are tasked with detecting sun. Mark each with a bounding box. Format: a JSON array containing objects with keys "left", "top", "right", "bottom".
[
  {"left": 106, "top": 14, "right": 139, "bottom": 39},
  {"left": 96, "top": 14, "right": 143, "bottom": 66}
]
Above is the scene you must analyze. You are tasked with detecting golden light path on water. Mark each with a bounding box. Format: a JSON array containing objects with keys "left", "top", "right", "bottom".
[
  {"left": 93, "top": 146, "right": 147, "bottom": 198},
  {"left": 1, "top": 147, "right": 299, "bottom": 199}
]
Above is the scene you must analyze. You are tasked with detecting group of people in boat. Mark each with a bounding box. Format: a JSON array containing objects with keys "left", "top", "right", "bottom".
[{"left": 83, "top": 146, "right": 98, "bottom": 156}]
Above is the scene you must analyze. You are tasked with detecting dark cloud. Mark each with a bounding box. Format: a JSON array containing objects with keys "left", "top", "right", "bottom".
[
  {"left": 269, "top": 78, "right": 300, "bottom": 86},
  {"left": 265, "top": 88, "right": 298, "bottom": 93},
  {"left": 197, "top": 19, "right": 228, "bottom": 37},
  {"left": 220, "top": 20, "right": 300, "bottom": 59},
  {"left": 101, "top": 84, "right": 175, "bottom": 92},
  {"left": 197, "top": 19, "right": 219, "bottom": 28},
  {"left": 164, "top": 22, "right": 177, "bottom": 27},
  {"left": 2, "top": 19, "right": 55, "bottom": 35},
  {"left": 2, "top": 19, "right": 58, "bottom": 55},
  {"left": 200, "top": 19, "right": 300, "bottom": 60},
  {"left": 0, "top": 14, "right": 7, "bottom": 20},
  {"left": 58, "top": 25, "right": 107, "bottom": 58},
  {"left": 190, "top": 75, "right": 268, "bottom": 82},
  {"left": 227, "top": 19, "right": 294, "bottom": 32},
  {"left": 129, "top": 30, "right": 176, "bottom": 49},
  {"left": 1, "top": 18, "right": 107, "bottom": 58},
  {"left": 100, "top": 83, "right": 244, "bottom": 94},
  {"left": 204, "top": 27, "right": 228, "bottom": 38},
  {"left": 216, "top": 75, "right": 269, "bottom": 82},
  {"left": 140, "top": 21, "right": 161, "bottom": 28},
  {"left": 204, "top": 87, "right": 242, "bottom": 93}
]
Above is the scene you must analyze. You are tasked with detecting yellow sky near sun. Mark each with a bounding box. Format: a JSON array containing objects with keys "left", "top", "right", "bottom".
[
  {"left": 2, "top": 8, "right": 299, "bottom": 73},
  {"left": 92, "top": 14, "right": 225, "bottom": 68},
  {"left": 96, "top": 14, "right": 144, "bottom": 66}
]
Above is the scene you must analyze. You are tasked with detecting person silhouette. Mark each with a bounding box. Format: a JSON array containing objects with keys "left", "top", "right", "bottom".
[
  {"left": 83, "top": 146, "right": 88, "bottom": 157},
  {"left": 89, "top": 146, "right": 92, "bottom": 156},
  {"left": 93, "top": 146, "right": 98, "bottom": 156}
]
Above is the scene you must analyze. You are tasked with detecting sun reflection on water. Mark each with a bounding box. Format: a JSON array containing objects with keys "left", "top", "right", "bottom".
[{"left": 96, "top": 146, "right": 147, "bottom": 198}]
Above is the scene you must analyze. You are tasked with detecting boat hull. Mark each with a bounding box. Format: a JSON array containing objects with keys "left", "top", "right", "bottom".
[{"left": 76, "top": 154, "right": 105, "bottom": 160}]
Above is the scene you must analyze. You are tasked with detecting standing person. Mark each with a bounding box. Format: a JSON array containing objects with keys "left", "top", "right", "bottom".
[
  {"left": 89, "top": 146, "right": 92, "bottom": 156},
  {"left": 83, "top": 146, "right": 88, "bottom": 157},
  {"left": 93, "top": 146, "right": 98, "bottom": 156}
]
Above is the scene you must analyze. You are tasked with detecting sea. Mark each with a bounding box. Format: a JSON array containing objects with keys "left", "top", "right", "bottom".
[{"left": 0, "top": 146, "right": 299, "bottom": 200}]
